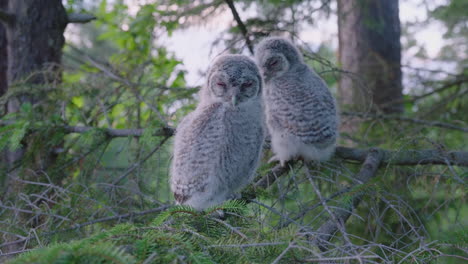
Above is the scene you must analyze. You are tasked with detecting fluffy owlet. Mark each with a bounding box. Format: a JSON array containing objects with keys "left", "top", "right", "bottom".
[
  {"left": 255, "top": 37, "right": 338, "bottom": 166},
  {"left": 170, "top": 55, "right": 265, "bottom": 211}
]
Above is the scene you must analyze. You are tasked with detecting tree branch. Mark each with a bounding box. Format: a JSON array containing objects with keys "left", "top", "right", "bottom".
[
  {"left": 67, "top": 13, "right": 96, "bottom": 24},
  {"left": 63, "top": 125, "right": 175, "bottom": 138},
  {"left": 312, "top": 148, "right": 383, "bottom": 251},
  {"left": 336, "top": 146, "right": 468, "bottom": 167},
  {"left": 342, "top": 111, "right": 468, "bottom": 133},
  {"left": 241, "top": 161, "right": 297, "bottom": 200},
  {"left": 224, "top": 0, "right": 254, "bottom": 54},
  {"left": 0, "top": 121, "right": 175, "bottom": 138},
  {"left": 2, "top": 121, "right": 467, "bottom": 166},
  {"left": 0, "top": 9, "right": 14, "bottom": 25}
]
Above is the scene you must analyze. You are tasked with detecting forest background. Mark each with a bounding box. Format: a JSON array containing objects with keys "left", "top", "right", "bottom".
[{"left": 0, "top": 0, "right": 467, "bottom": 263}]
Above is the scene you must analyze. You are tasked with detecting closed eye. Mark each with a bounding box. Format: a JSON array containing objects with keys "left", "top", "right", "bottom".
[
  {"left": 268, "top": 60, "right": 278, "bottom": 67},
  {"left": 242, "top": 81, "right": 253, "bottom": 88},
  {"left": 217, "top": 82, "right": 226, "bottom": 88}
]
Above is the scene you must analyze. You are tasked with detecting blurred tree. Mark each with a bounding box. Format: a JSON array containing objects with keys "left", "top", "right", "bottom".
[{"left": 338, "top": 0, "right": 403, "bottom": 113}]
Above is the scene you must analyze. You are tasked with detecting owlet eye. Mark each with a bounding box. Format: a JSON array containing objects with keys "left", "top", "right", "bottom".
[
  {"left": 268, "top": 60, "right": 278, "bottom": 67},
  {"left": 217, "top": 82, "right": 227, "bottom": 88},
  {"left": 242, "top": 81, "right": 253, "bottom": 89}
]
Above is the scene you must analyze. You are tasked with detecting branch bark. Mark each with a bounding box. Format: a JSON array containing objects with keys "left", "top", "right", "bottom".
[
  {"left": 67, "top": 13, "right": 96, "bottom": 24},
  {"left": 224, "top": 0, "right": 254, "bottom": 54}
]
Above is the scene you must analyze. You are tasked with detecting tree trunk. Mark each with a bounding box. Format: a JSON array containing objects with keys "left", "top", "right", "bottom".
[
  {"left": 0, "top": 0, "right": 68, "bottom": 256},
  {"left": 337, "top": 0, "right": 403, "bottom": 114},
  {"left": 5, "top": 0, "right": 68, "bottom": 168}
]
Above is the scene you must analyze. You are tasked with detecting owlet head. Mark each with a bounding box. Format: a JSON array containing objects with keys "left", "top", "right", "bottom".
[
  {"left": 203, "top": 54, "right": 262, "bottom": 106},
  {"left": 255, "top": 37, "right": 303, "bottom": 81}
]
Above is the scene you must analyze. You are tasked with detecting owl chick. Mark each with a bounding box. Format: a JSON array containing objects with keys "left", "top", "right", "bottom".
[
  {"left": 170, "top": 55, "right": 265, "bottom": 211},
  {"left": 255, "top": 37, "right": 338, "bottom": 166}
]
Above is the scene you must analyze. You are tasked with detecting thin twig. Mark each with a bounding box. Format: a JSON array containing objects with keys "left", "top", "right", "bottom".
[
  {"left": 302, "top": 255, "right": 380, "bottom": 262},
  {"left": 312, "top": 148, "right": 383, "bottom": 251},
  {"left": 271, "top": 242, "right": 294, "bottom": 264},
  {"left": 207, "top": 242, "right": 286, "bottom": 248},
  {"left": 224, "top": 0, "right": 254, "bottom": 54},
  {"left": 0, "top": 204, "right": 70, "bottom": 221},
  {"left": 112, "top": 136, "right": 171, "bottom": 185}
]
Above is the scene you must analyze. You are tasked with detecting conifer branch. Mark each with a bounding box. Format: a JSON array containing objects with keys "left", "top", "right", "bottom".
[{"left": 0, "top": 205, "right": 170, "bottom": 250}]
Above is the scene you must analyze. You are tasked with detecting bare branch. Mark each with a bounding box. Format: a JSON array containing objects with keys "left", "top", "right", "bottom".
[
  {"left": 224, "top": 0, "right": 254, "bottom": 54},
  {"left": 301, "top": 255, "right": 380, "bottom": 262},
  {"left": 0, "top": 204, "right": 70, "bottom": 221},
  {"left": 380, "top": 75, "right": 468, "bottom": 107},
  {"left": 336, "top": 146, "right": 468, "bottom": 167},
  {"left": 67, "top": 13, "right": 96, "bottom": 24},
  {"left": 342, "top": 111, "right": 468, "bottom": 133},
  {"left": 313, "top": 148, "right": 383, "bottom": 251}
]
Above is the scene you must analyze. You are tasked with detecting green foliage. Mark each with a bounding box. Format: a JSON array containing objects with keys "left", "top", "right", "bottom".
[
  {"left": 8, "top": 202, "right": 305, "bottom": 264},
  {"left": 10, "top": 241, "right": 135, "bottom": 264}
]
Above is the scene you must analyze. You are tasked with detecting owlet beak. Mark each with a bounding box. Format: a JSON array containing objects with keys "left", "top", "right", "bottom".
[{"left": 231, "top": 96, "right": 237, "bottom": 107}]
